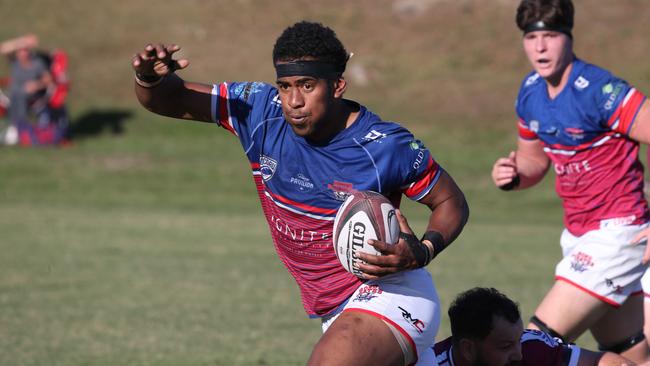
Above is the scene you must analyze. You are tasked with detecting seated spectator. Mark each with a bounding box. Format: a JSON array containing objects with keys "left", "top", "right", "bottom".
[
  {"left": 0, "top": 34, "right": 69, "bottom": 146},
  {"left": 434, "top": 287, "right": 638, "bottom": 366}
]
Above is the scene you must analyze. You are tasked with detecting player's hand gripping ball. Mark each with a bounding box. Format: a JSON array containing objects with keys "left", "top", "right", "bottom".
[{"left": 332, "top": 191, "right": 400, "bottom": 277}]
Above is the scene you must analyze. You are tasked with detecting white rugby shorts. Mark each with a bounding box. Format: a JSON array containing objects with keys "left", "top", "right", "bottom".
[
  {"left": 321, "top": 268, "right": 440, "bottom": 365},
  {"left": 556, "top": 223, "right": 648, "bottom": 306}
]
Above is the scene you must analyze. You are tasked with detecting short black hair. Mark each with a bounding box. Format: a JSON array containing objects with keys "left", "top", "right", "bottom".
[
  {"left": 448, "top": 288, "right": 521, "bottom": 346},
  {"left": 516, "top": 0, "right": 574, "bottom": 32},
  {"left": 272, "top": 21, "right": 348, "bottom": 73}
]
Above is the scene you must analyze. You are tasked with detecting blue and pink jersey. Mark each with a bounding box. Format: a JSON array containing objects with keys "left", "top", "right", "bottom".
[
  {"left": 516, "top": 57, "right": 648, "bottom": 236},
  {"left": 210, "top": 81, "right": 441, "bottom": 317}
]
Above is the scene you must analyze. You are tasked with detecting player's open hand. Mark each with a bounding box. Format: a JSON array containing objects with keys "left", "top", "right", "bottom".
[
  {"left": 132, "top": 43, "right": 189, "bottom": 78},
  {"left": 631, "top": 227, "right": 650, "bottom": 264},
  {"left": 357, "top": 210, "right": 421, "bottom": 279},
  {"left": 492, "top": 151, "right": 519, "bottom": 189}
]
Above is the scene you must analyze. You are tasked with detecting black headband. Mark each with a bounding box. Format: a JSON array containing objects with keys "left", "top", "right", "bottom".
[
  {"left": 523, "top": 20, "right": 572, "bottom": 38},
  {"left": 275, "top": 60, "right": 343, "bottom": 79}
]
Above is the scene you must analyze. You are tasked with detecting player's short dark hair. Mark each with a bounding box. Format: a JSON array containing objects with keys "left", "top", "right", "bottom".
[
  {"left": 516, "top": 0, "right": 574, "bottom": 32},
  {"left": 272, "top": 21, "right": 348, "bottom": 74},
  {"left": 448, "top": 288, "right": 521, "bottom": 346}
]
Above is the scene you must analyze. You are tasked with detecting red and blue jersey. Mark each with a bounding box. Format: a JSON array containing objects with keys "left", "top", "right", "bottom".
[
  {"left": 211, "top": 81, "right": 441, "bottom": 317},
  {"left": 516, "top": 57, "right": 648, "bottom": 236},
  {"left": 434, "top": 329, "right": 581, "bottom": 366}
]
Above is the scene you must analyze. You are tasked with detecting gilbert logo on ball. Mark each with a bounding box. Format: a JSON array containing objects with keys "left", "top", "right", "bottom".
[{"left": 332, "top": 191, "right": 400, "bottom": 277}]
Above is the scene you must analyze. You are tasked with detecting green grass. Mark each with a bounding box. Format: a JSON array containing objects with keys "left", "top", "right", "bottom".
[{"left": 1, "top": 0, "right": 649, "bottom": 364}]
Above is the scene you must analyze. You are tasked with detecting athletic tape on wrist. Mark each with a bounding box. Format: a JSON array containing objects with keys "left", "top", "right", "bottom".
[
  {"left": 421, "top": 231, "right": 445, "bottom": 259},
  {"left": 399, "top": 232, "right": 431, "bottom": 268}
]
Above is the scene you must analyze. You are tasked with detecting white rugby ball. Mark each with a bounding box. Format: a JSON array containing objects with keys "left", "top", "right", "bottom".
[{"left": 332, "top": 191, "right": 400, "bottom": 277}]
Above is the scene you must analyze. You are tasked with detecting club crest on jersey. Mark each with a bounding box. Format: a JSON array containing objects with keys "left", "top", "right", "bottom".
[
  {"left": 398, "top": 306, "right": 425, "bottom": 334},
  {"left": 327, "top": 181, "right": 355, "bottom": 201},
  {"left": 570, "top": 251, "right": 594, "bottom": 273},
  {"left": 259, "top": 155, "right": 278, "bottom": 182},
  {"left": 574, "top": 76, "right": 590, "bottom": 90}
]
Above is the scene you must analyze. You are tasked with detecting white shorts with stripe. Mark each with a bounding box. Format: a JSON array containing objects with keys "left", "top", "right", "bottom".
[
  {"left": 321, "top": 268, "right": 440, "bottom": 365},
  {"left": 642, "top": 266, "right": 650, "bottom": 301},
  {"left": 556, "top": 223, "right": 648, "bottom": 306}
]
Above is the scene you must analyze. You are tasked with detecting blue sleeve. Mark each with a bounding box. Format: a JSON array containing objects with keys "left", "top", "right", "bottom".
[
  {"left": 211, "top": 81, "right": 283, "bottom": 151},
  {"left": 591, "top": 74, "right": 645, "bottom": 134}
]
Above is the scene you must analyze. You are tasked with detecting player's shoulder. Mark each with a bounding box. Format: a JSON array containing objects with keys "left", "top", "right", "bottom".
[
  {"left": 228, "top": 81, "right": 276, "bottom": 99},
  {"left": 521, "top": 329, "right": 560, "bottom": 347},
  {"left": 569, "top": 58, "right": 617, "bottom": 94},
  {"left": 351, "top": 106, "right": 413, "bottom": 146},
  {"left": 516, "top": 70, "right": 544, "bottom": 111}
]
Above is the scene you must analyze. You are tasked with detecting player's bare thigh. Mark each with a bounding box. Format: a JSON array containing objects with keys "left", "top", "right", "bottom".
[
  {"left": 591, "top": 295, "right": 648, "bottom": 362},
  {"left": 530, "top": 281, "right": 647, "bottom": 361},
  {"left": 528, "top": 280, "right": 609, "bottom": 341},
  {"left": 308, "top": 311, "right": 404, "bottom": 366}
]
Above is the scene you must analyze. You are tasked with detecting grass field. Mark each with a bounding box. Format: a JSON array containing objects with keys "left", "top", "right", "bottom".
[{"left": 1, "top": 1, "right": 649, "bottom": 365}]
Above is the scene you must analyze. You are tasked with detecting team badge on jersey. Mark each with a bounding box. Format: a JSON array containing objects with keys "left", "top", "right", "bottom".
[
  {"left": 327, "top": 181, "right": 355, "bottom": 201},
  {"left": 260, "top": 154, "right": 278, "bottom": 182}
]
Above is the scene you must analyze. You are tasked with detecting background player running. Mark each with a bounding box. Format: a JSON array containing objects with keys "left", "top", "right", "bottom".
[{"left": 491, "top": 0, "right": 650, "bottom": 362}]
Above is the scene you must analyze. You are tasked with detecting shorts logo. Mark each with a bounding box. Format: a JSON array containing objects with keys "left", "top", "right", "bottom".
[
  {"left": 605, "top": 278, "right": 623, "bottom": 294},
  {"left": 570, "top": 251, "right": 594, "bottom": 273},
  {"left": 259, "top": 155, "right": 278, "bottom": 182},
  {"left": 398, "top": 306, "right": 425, "bottom": 334},
  {"left": 353, "top": 285, "right": 383, "bottom": 303},
  {"left": 327, "top": 181, "right": 355, "bottom": 201}
]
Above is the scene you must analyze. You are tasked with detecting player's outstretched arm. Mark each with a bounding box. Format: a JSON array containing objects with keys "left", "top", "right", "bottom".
[
  {"left": 132, "top": 43, "right": 213, "bottom": 122},
  {"left": 492, "top": 138, "right": 549, "bottom": 191}
]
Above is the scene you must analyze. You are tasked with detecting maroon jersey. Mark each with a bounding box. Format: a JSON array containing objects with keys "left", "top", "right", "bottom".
[{"left": 434, "top": 330, "right": 580, "bottom": 366}]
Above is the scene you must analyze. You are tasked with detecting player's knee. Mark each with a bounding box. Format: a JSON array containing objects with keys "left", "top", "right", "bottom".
[
  {"left": 529, "top": 315, "right": 567, "bottom": 343},
  {"left": 598, "top": 332, "right": 646, "bottom": 354}
]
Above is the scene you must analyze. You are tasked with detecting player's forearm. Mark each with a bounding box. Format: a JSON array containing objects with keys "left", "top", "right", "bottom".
[
  {"left": 135, "top": 73, "right": 212, "bottom": 122},
  {"left": 514, "top": 153, "right": 549, "bottom": 189},
  {"left": 424, "top": 189, "right": 469, "bottom": 255}
]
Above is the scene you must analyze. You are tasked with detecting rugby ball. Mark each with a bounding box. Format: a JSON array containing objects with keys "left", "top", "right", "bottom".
[{"left": 332, "top": 191, "right": 400, "bottom": 277}]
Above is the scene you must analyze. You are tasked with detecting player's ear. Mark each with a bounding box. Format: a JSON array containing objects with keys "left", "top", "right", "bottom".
[
  {"left": 332, "top": 77, "right": 347, "bottom": 98},
  {"left": 459, "top": 338, "right": 477, "bottom": 363}
]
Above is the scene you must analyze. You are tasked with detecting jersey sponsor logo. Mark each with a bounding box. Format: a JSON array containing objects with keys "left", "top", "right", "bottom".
[
  {"left": 525, "top": 73, "right": 541, "bottom": 87},
  {"left": 564, "top": 127, "right": 585, "bottom": 140},
  {"left": 574, "top": 76, "right": 590, "bottom": 90},
  {"left": 270, "top": 214, "right": 330, "bottom": 242},
  {"left": 271, "top": 94, "right": 281, "bottom": 107},
  {"left": 570, "top": 251, "right": 594, "bottom": 273},
  {"left": 233, "top": 82, "right": 264, "bottom": 102},
  {"left": 352, "top": 284, "right": 383, "bottom": 303},
  {"left": 603, "top": 82, "right": 624, "bottom": 111},
  {"left": 290, "top": 173, "right": 314, "bottom": 192},
  {"left": 553, "top": 160, "right": 591, "bottom": 176},
  {"left": 362, "top": 129, "right": 387, "bottom": 143},
  {"left": 398, "top": 306, "right": 425, "bottom": 334},
  {"left": 327, "top": 181, "right": 355, "bottom": 201},
  {"left": 260, "top": 155, "right": 278, "bottom": 181},
  {"left": 599, "top": 215, "right": 636, "bottom": 229}
]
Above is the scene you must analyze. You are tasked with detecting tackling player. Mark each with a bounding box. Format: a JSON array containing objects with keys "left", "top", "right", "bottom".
[
  {"left": 491, "top": 0, "right": 650, "bottom": 363},
  {"left": 434, "top": 287, "right": 638, "bottom": 366},
  {"left": 132, "top": 21, "right": 469, "bottom": 365}
]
